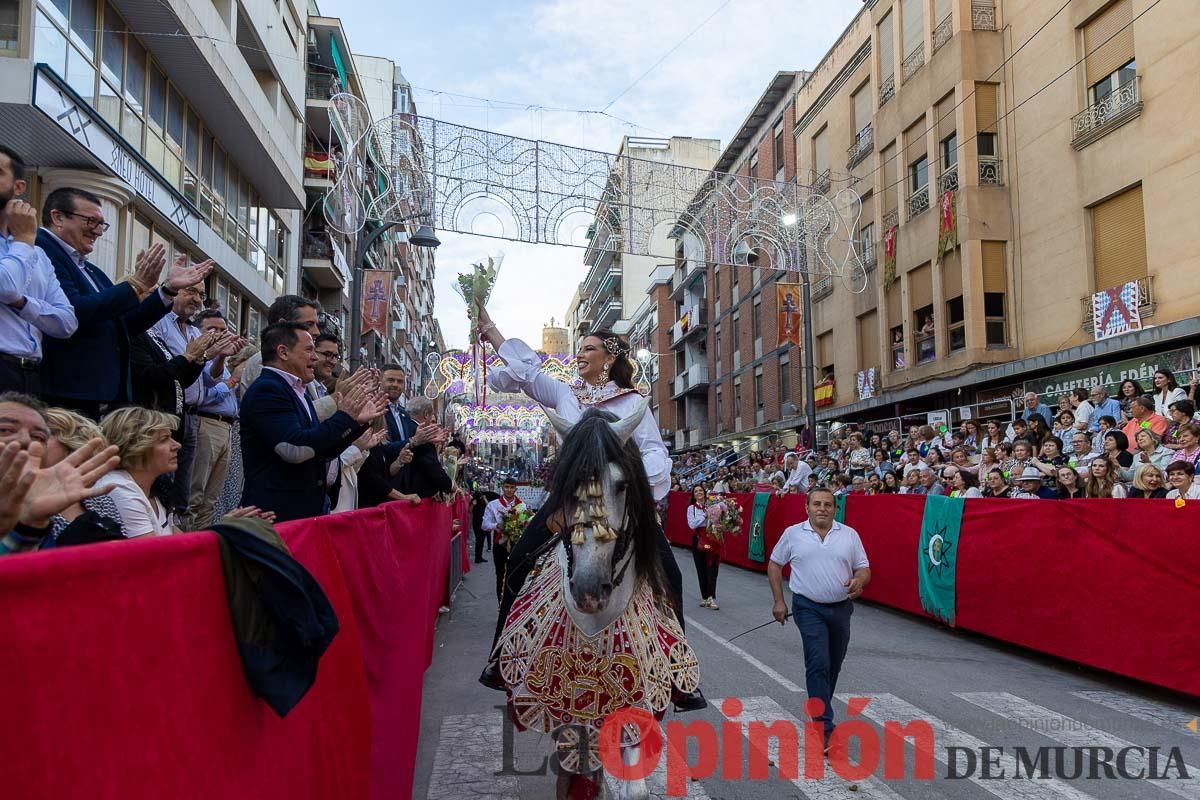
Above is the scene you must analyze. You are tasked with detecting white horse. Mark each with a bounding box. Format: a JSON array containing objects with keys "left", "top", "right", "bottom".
[{"left": 495, "top": 401, "right": 698, "bottom": 800}]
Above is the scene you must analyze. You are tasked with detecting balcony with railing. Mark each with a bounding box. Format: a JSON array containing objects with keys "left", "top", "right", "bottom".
[
  {"left": 978, "top": 156, "right": 1003, "bottom": 185},
  {"left": 908, "top": 185, "right": 931, "bottom": 219},
  {"left": 902, "top": 44, "right": 925, "bottom": 83},
  {"left": 932, "top": 15, "right": 953, "bottom": 54},
  {"left": 670, "top": 259, "right": 704, "bottom": 301},
  {"left": 860, "top": 240, "right": 879, "bottom": 272},
  {"left": 813, "top": 169, "right": 832, "bottom": 195},
  {"left": 670, "top": 306, "right": 708, "bottom": 347},
  {"left": 879, "top": 74, "right": 896, "bottom": 108},
  {"left": 882, "top": 209, "right": 900, "bottom": 230},
  {"left": 811, "top": 272, "right": 834, "bottom": 301},
  {"left": 938, "top": 163, "right": 959, "bottom": 194},
  {"left": 972, "top": 1, "right": 996, "bottom": 31},
  {"left": 1080, "top": 276, "right": 1156, "bottom": 334},
  {"left": 1071, "top": 77, "right": 1142, "bottom": 150},
  {"left": 847, "top": 124, "right": 873, "bottom": 169},
  {"left": 671, "top": 363, "right": 711, "bottom": 398}
]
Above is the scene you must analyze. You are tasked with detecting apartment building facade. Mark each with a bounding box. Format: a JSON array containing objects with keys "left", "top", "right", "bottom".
[
  {"left": 0, "top": 0, "right": 307, "bottom": 336},
  {"left": 302, "top": 8, "right": 438, "bottom": 385},
  {"left": 662, "top": 0, "right": 1198, "bottom": 455}
]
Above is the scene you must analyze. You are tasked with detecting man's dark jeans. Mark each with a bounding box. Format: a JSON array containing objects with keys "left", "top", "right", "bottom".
[{"left": 792, "top": 592, "right": 853, "bottom": 741}]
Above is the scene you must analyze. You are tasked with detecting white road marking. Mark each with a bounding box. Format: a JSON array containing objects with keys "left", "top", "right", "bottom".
[
  {"left": 715, "top": 695, "right": 909, "bottom": 799},
  {"left": 426, "top": 713, "right": 520, "bottom": 800},
  {"left": 838, "top": 692, "right": 1101, "bottom": 800},
  {"left": 685, "top": 615, "right": 805, "bottom": 693},
  {"left": 1072, "top": 690, "right": 1200, "bottom": 734},
  {"left": 960, "top": 692, "right": 1200, "bottom": 799}
]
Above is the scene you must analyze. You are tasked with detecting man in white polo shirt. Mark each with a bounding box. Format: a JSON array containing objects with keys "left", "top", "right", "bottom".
[{"left": 768, "top": 487, "right": 871, "bottom": 751}]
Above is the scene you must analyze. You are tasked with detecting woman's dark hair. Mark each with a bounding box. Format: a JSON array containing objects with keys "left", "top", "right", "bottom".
[
  {"left": 1171, "top": 399, "right": 1196, "bottom": 417},
  {"left": 585, "top": 329, "right": 635, "bottom": 389},
  {"left": 1119, "top": 379, "right": 1145, "bottom": 397},
  {"left": 955, "top": 470, "right": 979, "bottom": 489},
  {"left": 1105, "top": 430, "right": 1130, "bottom": 451},
  {"left": 544, "top": 408, "right": 666, "bottom": 602},
  {"left": 1167, "top": 460, "right": 1196, "bottom": 477},
  {"left": 691, "top": 484, "right": 706, "bottom": 503},
  {"left": 1155, "top": 368, "right": 1178, "bottom": 391},
  {"left": 1072, "top": 387, "right": 1090, "bottom": 403}
]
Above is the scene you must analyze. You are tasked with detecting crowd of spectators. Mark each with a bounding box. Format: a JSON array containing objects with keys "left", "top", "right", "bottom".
[
  {"left": 0, "top": 145, "right": 473, "bottom": 555},
  {"left": 670, "top": 384, "right": 1200, "bottom": 503}
]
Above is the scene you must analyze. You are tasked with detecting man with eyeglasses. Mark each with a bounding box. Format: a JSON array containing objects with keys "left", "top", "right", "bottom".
[
  {"left": 37, "top": 187, "right": 211, "bottom": 418},
  {"left": 0, "top": 146, "right": 78, "bottom": 396},
  {"left": 151, "top": 277, "right": 218, "bottom": 522}
]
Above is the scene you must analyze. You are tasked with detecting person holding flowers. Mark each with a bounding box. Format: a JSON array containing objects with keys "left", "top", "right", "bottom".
[
  {"left": 686, "top": 484, "right": 722, "bottom": 610},
  {"left": 481, "top": 477, "right": 528, "bottom": 602}
]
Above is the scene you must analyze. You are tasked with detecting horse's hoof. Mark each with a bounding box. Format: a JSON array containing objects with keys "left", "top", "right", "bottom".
[
  {"left": 672, "top": 687, "right": 707, "bottom": 713},
  {"left": 478, "top": 661, "right": 505, "bottom": 691}
]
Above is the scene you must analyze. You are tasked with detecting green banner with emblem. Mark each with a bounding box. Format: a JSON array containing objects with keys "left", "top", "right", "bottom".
[
  {"left": 748, "top": 493, "right": 771, "bottom": 562},
  {"left": 834, "top": 494, "right": 847, "bottom": 523},
  {"left": 917, "top": 494, "right": 964, "bottom": 626}
]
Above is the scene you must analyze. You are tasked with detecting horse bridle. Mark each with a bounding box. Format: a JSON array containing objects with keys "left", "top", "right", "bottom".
[{"left": 561, "top": 477, "right": 635, "bottom": 590}]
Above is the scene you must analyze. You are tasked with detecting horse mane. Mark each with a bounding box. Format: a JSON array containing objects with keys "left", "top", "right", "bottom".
[{"left": 544, "top": 408, "right": 668, "bottom": 604}]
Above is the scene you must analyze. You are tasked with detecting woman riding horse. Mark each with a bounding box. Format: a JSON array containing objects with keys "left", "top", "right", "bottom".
[{"left": 475, "top": 302, "right": 705, "bottom": 712}]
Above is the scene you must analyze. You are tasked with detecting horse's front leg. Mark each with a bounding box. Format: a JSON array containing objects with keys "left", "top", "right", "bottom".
[{"left": 607, "top": 743, "right": 648, "bottom": 800}]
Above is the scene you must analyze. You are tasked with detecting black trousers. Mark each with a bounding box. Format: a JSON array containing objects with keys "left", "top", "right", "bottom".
[
  {"left": 691, "top": 543, "right": 720, "bottom": 600},
  {"left": 0, "top": 360, "right": 41, "bottom": 396},
  {"left": 474, "top": 527, "right": 489, "bottom": 562},
  {"left": 492, "top": 542, "right": 509, "bottom": 603},
  {"left": 488, "top": 505, "right": 685, "bottom": 658}
]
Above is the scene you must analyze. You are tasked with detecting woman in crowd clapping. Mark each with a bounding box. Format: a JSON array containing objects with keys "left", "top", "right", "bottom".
[
  {"left": 43, "top": 408, "right": 125, "bottom": 545},
  {"left": 1165, "top": 461, "right": 1200, "bottom": 500},
  {"left": 686, "top": 484, "right": 720, "bottom": 610},
  {"left": 1084, "top": 457, "right": 1126, "bottom": 498},
  {"left": 1128, "top": 463, "right": 1169, "bottom": 499},
  {"left": 1132, "top": 428, "right": 1174, "bottom": 472},
  {"left": 1054, "top": 466, "right": 1085, "bottom": 500}
]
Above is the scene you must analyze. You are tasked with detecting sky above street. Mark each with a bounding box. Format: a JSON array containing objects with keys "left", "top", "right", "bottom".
[{"left": 321, "top": 0, "right": 862, "bottom": 352}]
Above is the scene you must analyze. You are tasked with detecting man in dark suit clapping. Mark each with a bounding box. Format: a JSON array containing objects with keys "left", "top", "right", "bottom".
[
  {"left": 36, "top": 187, "right": 212, "bottom": 418},
  {"left": 239, "top": 322, "right": 387, "bottom": 521}
]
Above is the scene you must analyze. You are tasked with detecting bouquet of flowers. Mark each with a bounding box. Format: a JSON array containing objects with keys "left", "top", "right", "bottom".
[
  {"left": 500, "top": 500, "right": 533, "bottom": 549},
  {"left": 454, "top": 255, "right": 503, "bottom": 344},
  {"left": 703, "top": 494, "right": 744, "bottom": 544}
]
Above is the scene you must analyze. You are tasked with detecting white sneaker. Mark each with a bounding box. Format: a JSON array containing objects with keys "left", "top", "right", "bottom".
[
  {"left": 708, "top": 598, "right": 719, "bottom": 610},
  {"left": 699, "top": 597, "right": 712, "bottom": 608}
]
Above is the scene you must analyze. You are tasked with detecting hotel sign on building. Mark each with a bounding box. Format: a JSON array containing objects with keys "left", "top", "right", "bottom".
[{"left": 32, "top": 67, "right": 202, "bottom": 243}]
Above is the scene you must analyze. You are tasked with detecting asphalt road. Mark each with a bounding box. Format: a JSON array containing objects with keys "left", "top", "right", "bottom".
[{"left": 414, "top": 544, "right": 1200, "bottom": 800}]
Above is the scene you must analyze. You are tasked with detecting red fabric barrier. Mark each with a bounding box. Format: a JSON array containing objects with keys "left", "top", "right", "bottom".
[
  {"left": 666, "top": 491, "right": 1200, "bottom": 697},
  {"left": 955, "top": 497, "right": 1200, "bottom": 697},
  {"left": 0, "top": 498, "right": 456, "bottom": 800}
]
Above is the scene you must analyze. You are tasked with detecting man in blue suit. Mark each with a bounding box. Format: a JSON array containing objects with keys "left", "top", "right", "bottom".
[
  {"left": 36, "top": 187, "right": 212, "bottom": 418},
  {"left": 240, "top": 322, "right": 387, "bottom": 521},
  {"left": 380, "top": 363, "right": 417, "bottom": 458}
]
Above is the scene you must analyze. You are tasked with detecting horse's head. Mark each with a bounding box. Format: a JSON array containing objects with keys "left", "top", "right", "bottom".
[{"left": 544, "top": 400, "right": 663, "bottom": 616}]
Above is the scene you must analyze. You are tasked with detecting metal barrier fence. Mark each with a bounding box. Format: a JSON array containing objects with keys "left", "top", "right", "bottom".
[{"left": 447, "top": 533, "right": 463, "bottom": 605}]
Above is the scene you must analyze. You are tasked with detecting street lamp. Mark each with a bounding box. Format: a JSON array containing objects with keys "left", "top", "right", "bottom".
[
  {"left": 778, "top": 214, "right": 818, "bottom": 445},
  {"left": 348, "top": 213, "right": 440, "bottom": 372}
]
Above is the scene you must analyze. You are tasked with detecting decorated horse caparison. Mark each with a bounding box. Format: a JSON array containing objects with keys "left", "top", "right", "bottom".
[{"left": 493, "top": 401, "right": 700, "bottom": 800}]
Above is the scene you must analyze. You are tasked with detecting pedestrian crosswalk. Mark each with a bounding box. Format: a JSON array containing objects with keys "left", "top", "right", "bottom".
[{"left": 423, "top": 689, "right": 1200, "bottom": 799}]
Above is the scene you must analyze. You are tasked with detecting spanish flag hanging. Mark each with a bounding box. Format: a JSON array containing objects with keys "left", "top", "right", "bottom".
[{"left": 883, "top": 224, "right": 898, "bottom": 290}]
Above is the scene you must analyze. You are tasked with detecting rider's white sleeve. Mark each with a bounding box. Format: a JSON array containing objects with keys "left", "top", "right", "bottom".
[{"left": 487, "top": 338, "right": 572, "bottom": 410}]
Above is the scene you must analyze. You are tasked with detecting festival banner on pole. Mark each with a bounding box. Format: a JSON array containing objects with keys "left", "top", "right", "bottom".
[
  {"left": 936, "top": 189, "right": 957, "bottom": 264},
  {"left": 361, "top": 269, "right": 393, "bottom": 338},
  {"left": 748, "top": 493, "right": 771, "bottom": 562},
  {"left": 776, "top": 283, "right": 802, "bottom": 348},
  {"left": 1091, "top": 281, "right": 1142, "bottom": 341},
  {"left": 917, "top": 494, "right": 964, "bottom": 626},
  {"left": 883, "top": 224, "right": 898, "bottom": 289}
]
